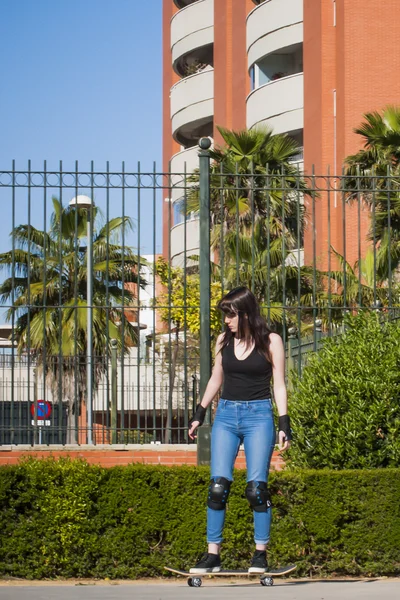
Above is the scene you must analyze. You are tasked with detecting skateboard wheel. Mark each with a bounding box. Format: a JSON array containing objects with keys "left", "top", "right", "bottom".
[
  {"left": 261, "top": 577, "right": 274, "bottom": 586},
  {"left": 191, "top": 577, "right": 202, "bottom": 587}
]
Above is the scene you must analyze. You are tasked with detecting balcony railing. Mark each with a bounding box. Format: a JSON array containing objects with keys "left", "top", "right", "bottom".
[
  {"left": 247, "top": 72, "right": 303, "bottom": 134},
  {"left": 171, "top": 0, "right": 214, "bottom": 76},
  {"left": 247, "top": 0, "right": 303, "bottom": 69},
  {"left": 174, "top": 0, "right": 199, "bottom": 8},
  {"left": 170, "top": 68, "right": 214, "bottom": 145}
]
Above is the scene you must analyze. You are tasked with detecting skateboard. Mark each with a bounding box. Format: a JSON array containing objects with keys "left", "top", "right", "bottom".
[{"left": 164, "top": 564, "right": 296, "bottom": 587}]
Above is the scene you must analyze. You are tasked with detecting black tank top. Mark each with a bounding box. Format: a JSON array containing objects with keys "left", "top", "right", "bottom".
[{"left": 221, "top": 338, "right": 272, "bottom": 401}]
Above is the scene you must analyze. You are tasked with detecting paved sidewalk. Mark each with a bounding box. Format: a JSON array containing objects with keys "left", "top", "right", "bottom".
[{"left": 0, "top": 579, "right": 399, "bottom": 600}]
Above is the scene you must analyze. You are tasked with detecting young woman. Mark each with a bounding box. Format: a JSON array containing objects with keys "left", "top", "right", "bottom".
[{"left": 188, "top": 286, "right": 291, "bottom": 574}]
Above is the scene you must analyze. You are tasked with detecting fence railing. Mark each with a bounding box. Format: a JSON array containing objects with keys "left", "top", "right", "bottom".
[{"left": 0, "top": 150, "right": 399, "bottom": 445}]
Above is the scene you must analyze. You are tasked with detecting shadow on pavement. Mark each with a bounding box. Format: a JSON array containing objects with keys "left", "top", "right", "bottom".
[{"left": 213, "top": 578, "right": 379, "bottom": 588}]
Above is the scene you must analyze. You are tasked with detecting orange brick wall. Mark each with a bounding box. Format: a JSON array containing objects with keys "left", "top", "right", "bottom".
[
  {"left": 305, "top": 0, "right": 400, "bottom": 179},
  {"left": 304, "top": 0, "right": 400, "bottom": 269},
  {"left": 0, "top": 445, "right": 285, "bottom": 470},
  {"left": 213, "top": 0, "right": 253, "bottom": 144}
]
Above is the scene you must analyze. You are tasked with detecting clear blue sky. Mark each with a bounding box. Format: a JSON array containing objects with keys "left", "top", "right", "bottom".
[
  {"left": 0, "top": 0, "right": 162, "bottom": 171},
  {"left": 0, "top": 0, "right": 163, "bottom": 323}
]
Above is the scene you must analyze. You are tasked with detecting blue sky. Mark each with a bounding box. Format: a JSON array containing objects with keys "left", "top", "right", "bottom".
[
  {"left": 0, "top": 0, "right": 162, "bottom": 171},
  {"left": 0, "top": 0, "right": 163, "bottom": 323}
]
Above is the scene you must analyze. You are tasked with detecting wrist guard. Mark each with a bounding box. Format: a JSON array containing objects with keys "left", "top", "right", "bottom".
[
  {"left": 278, "top": 414, "right": 292, "bottom": 441},
  {"left": 189, "top": 404, "right": 207, "bottom": 427}
]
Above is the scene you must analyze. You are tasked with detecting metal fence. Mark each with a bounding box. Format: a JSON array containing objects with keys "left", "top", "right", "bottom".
[{"left": 0, "top": 148, "right": 399, "bottom": 445}]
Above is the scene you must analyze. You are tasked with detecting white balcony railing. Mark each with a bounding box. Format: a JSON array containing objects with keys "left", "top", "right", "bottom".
[
  {"left": 247, "top": 72, "right": 303, "bottom": 134},
  {"left": 171, "top": 0, "right": 214, "bottom": 72},
  {"left": 170, "top": 218, "right": 200, "bottom": 267},
  {"left": 171, "top": 68, "right": 214, "bottom": 144},
  {"left": 247, "top": 0, "right": 303, "bottom": 68},
  {"left": 170, "top": 146, "right": 200, "bottom": 203}
]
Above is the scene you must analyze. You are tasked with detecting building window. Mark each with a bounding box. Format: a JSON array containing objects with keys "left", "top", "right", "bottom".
[
  {"left": 255, "top": 44, "right": 303, "bottom": 88},
  {"left": 250, "top": 65, "right": 255, "bottom": 91}
]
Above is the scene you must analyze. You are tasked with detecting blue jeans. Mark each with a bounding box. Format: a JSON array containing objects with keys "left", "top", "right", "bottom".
[{"left": 207, "top": 399, "right": 275, "bottom": 545}]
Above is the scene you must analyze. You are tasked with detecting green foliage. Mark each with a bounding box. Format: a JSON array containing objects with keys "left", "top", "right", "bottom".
[
  {"left": 154, "top": 257, "right": 222, "bottom": 336},
  {"left": 0, "top": 458, "right": 103, "bottom": 578},
  {"left": 117, "top": 430, "right": 154, "bottom": 444},
  {"left": 317, "top": 248, "right": 400, "bottom": 327},
  {"left": 0, "top": 459, "right": 400, "bottom": 578},
  {"left": 0, "top": 198, "right": 145, "bottom": 357},
  {"left": 345, "top": 106, "right": 400, "bottom": 276},
  {"left": 185, "top": 127, "right": 319, "bottom": 327},
  {"left": 346, "top": 105, "right": 400, "bottom": 174},
  {"left": 0, "top": 198, "right": 147, "bottom": 443},
  {"left": 288, "top": 312, "right": 400, "bottom": 469}
]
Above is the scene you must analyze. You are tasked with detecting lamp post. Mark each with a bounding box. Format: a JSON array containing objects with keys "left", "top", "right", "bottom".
[{"left": 70, "top": 195, "right": 94, "bottom": 445}]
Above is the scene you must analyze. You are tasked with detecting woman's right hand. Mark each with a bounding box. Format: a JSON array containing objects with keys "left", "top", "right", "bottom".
[
  {"left": 188, "top": 404, "right": 206, "bottom": 439},
  {"left": 189, "top": 420, "right": 200, "bottom": 440}
]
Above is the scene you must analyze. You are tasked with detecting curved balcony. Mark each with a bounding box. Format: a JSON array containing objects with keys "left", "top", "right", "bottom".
[
  {"left": 170, "top": 146, "right": 200, "bottom": 203},
  {"left": 246, "top": 73, "right": 303, "bottom": 134},
  {"left": 171, "top": 0, "right": 214, "bottom": 76},
  {"left": 171, "top": 146, "right": 200, "bottom": 176},
  {"left": 174, "top": 0, "right": 199, "bottom": 8},
  {"left": 171, "top": 67, "right": 214, "bottom": 147},
  {"left": 247, "top": 0, "right": 303, "bottom": 68},
  {"left": 170, "top": 218, "right": 200, "bottom": 267}
]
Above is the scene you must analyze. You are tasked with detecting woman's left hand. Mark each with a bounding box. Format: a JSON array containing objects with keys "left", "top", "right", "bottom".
[{"left": 278, "top": 430, "right": 291, "bottom": 451}]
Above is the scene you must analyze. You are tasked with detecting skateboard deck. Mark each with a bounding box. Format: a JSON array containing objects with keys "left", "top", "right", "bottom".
[{"left": 164, "top": 564, "right": 296, "bottom": 587}]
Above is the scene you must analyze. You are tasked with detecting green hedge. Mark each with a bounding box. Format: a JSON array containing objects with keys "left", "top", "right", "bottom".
[
  {"left": 1, "top": 458, "right": 400, "bottom": 579},
  {"left": 289, "top": 312, "right": 400, "bottom": 469}
]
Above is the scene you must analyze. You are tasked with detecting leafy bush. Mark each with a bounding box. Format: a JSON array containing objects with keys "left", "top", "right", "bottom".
[
  {"left": 1, "top": 459, "right": 400, "bottom": 578},
  {"left": 0, "top": 458, "right": 103, "bottom": 578},
  {"left": 288, "top": 312, "right": 400, "bottom": 469},
  {"left": 117, "top": 430, "right": 154, "bottom": 444}
]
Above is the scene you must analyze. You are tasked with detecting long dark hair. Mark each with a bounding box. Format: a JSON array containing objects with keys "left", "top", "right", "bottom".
[{"left": 217, "top": 287, "right": 273, "bottom": 363}]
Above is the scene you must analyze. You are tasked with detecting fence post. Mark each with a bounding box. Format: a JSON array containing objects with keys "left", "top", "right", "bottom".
[
  {"left": 315, "top": 319, "right": 322, "bottom": 345},
  {"left": 287, "top": 327, "right": 297, "bottom": 391},
  {"left": 192, "top": 373, "right": 198, "bottom": 413},
  {"left": 341, "top": 310, "right": 350, "bottom": 334},
  {"left": 111, "top": 339, "right": 118, "bottom": 444},
  {"left": 197, "top": 137, "right": 212, "bottom": 466},
  {"left": 33, "top": 367, "right": 38, "bottom": 445}
]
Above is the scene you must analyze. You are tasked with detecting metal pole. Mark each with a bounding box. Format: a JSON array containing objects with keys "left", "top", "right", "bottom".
[
  {"left": 197, "top": 137, "right": 212, "bottom": 466},
  {"left": 287, "top": 327, "right": 297, "bottom": 392},
  {"left": 111, "top": 339, "right": 118, "bottom": 444},
  {"left": 33, "top": 367, "right": 38, "bottom": 445},
  {"left": 87, "top": 211, "right": 93, "bottom": 444},
  {"left": 315, "top": 319, "right": 323, "bottom": 345}
]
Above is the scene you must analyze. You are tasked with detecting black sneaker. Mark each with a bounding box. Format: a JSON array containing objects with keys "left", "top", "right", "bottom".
[
  {"left": 248, "top": 550, "right": 268, "bottom": 573},
  {"left": 189, "top": 552, "right": 221, "bottom": 574}
]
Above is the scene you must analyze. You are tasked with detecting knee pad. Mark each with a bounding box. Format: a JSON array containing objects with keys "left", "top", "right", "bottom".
[
  {"left": 245, "top": 481, "right": 272, "bottom": 513},
  {"left": 207, "top": 477, "right": 231, "bottom": 511}
]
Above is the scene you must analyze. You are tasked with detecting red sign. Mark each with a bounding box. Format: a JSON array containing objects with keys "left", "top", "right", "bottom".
[{"left": 30, "top": 401, "right": 52, "bottom": 420}]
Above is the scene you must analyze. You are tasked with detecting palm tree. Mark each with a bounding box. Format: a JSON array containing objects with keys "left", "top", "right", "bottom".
[
  {"left": 318, "top": 247, "right": 399, "bottom": 325},
  {"left": 0, "top": 197, "right": 146, "bottom": 443},
  {"left": 188, "top": 126, "right": 307, "bottom": 237},
  {"left": 186, "top": 126, "right": 314, "bottom": 327},
  {"left": 345, "top": 105, "right": 400, "bottom": 284},
  {"left": 215, "top": 217, "right": 316, "bottom": 327},
  {"left": 345, "top": 106, "right": 400, "bottom": 175}
]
